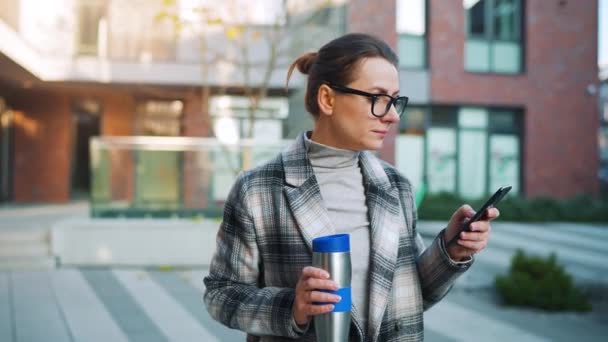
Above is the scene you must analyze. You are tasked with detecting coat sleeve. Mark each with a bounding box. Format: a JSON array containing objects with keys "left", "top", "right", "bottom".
[
  {"left": 400, "top": 176, "right": 473, "bottom": 310},
  {"left": 203, "top": 173, "right": 304, "bottom": 338}
]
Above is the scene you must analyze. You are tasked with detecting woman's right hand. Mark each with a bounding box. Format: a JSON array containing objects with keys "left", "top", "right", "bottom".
[{"left": 292, "top": 266, "right": 341, "bottom": 326}]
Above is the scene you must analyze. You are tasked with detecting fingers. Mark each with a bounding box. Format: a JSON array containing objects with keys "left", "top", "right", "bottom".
[
  {"left": 307, "top": 291, "right": 341, "bottom": 304},
  {"left": 293, "top": 267, "right": 341, "bottom": 324},
  {"left": 459, "top": 206, "right": 500, "bottom": 222},
  {"left": 487, "top": 208, "right": 500, "bottom": 220},
  {"left": 301, "top": 277, "right": 339, "bottom": 292},
  {"left": 468, "top": 221, "right": 492, "bottom": 233},
  {"left": 300, "top": 266, "right": 338, "bottom": 291},
  {"left": 459, "top": 230, "right": 489, "bottom": 242},
  {"left": 459, "top": 205, "right": 476, "bottom": 220},
  {"left": 304, "top": 303, "right": 335, "bottom": 316},
  {"left": 457, "top": 238, "right": 487, "bottom": 251},
  {"left": 301, "top": 266, "right": 330, "bottom": 280},
  {"left": 292, "top": 293, "right": 336, "bottom": 321},
  {"left": 457, "top": 228, "right": 489, "bottom": 252}
]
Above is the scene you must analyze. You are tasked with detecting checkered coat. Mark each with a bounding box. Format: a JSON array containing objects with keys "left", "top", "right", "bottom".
[{"left": 204, "top": 133, "right": 472, "bottom": 341}]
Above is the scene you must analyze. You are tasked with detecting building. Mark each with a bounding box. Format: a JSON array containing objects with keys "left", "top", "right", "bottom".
[
  {"left": 0, "top": 0, "right": 345, "bottom": 211},
  {"left": 351, "top": 0, "right": 599, "bottom": 200},
  {"left": 599, "top": 67, "right": 608, "bottom": 196},
  {"left": 0, "top": 0, "right": 600, "bottom": 210}
]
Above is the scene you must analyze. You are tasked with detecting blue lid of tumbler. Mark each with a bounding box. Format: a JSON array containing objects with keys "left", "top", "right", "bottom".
[{"left": 312, "top": 234, "right": 350, "bottom": 253}]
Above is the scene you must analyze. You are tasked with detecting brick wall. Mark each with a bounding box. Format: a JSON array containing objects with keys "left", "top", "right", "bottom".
[
  {"left": 5, "top": 83, "right": 212, "bottom": 204},
  {"left": 429, "top": 0, "right": 599, "bottom": 198},
  {"left": 10, "top": 89, "right": 72, "bottom": 202},
  {"left": 182, "top": 89, "right": 211, "bottom": 209},
  {"left": 101, "top": 92, "right": 136, "bottom": 204}
]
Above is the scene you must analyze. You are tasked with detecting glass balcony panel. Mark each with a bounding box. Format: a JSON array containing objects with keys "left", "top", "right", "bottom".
[{"left": 90, "top": 136, "right": 289, "bottom": 217}]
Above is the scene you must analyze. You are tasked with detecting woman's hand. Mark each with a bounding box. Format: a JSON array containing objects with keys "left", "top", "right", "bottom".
[
  {"left": 444, "top": 205, "right": 499, "bottom": 261},
  {"left": 292, "top": 266, "right": 342, "bottom": 326}
]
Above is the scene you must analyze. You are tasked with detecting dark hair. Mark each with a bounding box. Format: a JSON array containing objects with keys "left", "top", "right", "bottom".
[{"left": 286, "top": 33, "right": 399, "bottom": 118}]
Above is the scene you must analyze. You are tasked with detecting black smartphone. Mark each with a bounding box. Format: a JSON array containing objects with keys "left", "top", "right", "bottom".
[{"left": 446, "top": 185, "right": 512, "bottom": 246}]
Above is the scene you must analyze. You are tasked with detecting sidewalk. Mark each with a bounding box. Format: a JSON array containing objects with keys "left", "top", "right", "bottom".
[
  {"left": 0, "top": 200, "right": 89, "bottom": 231},
  {"left": 1, "top": 267, "right": 606, "bottom": 342},
  {"left": 0, "top": 203, "right": 607, "bottom": 341}
]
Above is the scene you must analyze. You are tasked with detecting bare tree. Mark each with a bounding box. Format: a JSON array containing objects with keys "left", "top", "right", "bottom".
[{"left": 157, "top": 0, "right": 342, "bottom": 174}]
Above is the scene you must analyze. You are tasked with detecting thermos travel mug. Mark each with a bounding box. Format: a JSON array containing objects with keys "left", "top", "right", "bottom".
[{"left": 312, "top": 234, "right": 352, "bottom": 342}]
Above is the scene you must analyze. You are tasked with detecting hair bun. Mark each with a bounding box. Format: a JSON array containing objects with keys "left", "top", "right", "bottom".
[{"left": 296, "top": 52, "right": 318, "bottom": 75}]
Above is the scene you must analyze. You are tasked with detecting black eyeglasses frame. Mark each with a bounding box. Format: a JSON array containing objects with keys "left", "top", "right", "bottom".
[{"left": 326, "top": 83, "right": 409, "bottom": 118}]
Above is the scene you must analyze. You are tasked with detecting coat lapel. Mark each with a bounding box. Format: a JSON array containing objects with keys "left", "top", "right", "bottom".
[
  {"left": 282, "top": 135, "right": 403, "bottom": 340},
  {"left": 282, "top": 133, "right": 335, "bottom": 253},
  {"left": 359, "top": 152, "right": 402, "bottom": 340}
]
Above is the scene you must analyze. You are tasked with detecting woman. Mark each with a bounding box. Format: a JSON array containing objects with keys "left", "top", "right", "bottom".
[{"left": 204, "top": 33, "right": 498, "bottom": 342}]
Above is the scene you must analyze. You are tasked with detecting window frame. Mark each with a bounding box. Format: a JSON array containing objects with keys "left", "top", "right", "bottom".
[
  {"left": 396, "top": 0, "right": 429, "bottom": 70},
  {"left": 464, "top": 0, "right": 526, "bottom": 75},
  {"left": 396, "top": 104, "right": 524, "bottom": 198}
]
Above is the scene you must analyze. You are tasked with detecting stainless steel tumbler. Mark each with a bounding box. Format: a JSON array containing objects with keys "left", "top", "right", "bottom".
[{"left": 312, "top": 234, "right": 351, "bottom": 342}]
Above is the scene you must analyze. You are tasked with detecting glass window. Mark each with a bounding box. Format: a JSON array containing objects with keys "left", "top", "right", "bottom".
[
  {"left": 398, "top": 35, "right": 426, "bottom": 69},
  {"left": 396, "top": 0, "right": 426, "bottom": 69},
  {"left": 459, "top": 130, "right": 487, "bottom": 198},
  {"left": 136, "top": 100, "right": 183, "bottom": 136},
  {"left": 490, "top": 109, "right": 518, "bottom": 132},
  {"left": 489, "top": 134, "right": 519, "bottom": 195},
  {"left": 464, "top": 0, "right": 523, "bottom": 74},
  {"left": 209, "top": 96, "right": 288, "bottom": 119},
  {"left": 459, "top": 107, "right": 488, "bottom": 128},
  {"left": 396, "top": 134, "right": 425, "bottom": 194},
  {"left": 397, "top": 106, "right": 427, "bottom": 193},
  {"left": 427, "top": 128, "right": 457, "bottom": 193},
  {"left": 467, "top": 0, "right": 486, "bottom": 36},
  {"left": 209, "top": 95, "right": 287, "bottom": 142},
  {"left": 400, "top": 106, "right": 522, "bottom": 198},
  {"left": 430, "top": 107, "right": 456, "bottom": 126},
  {"left": 493, "top": 41, "right": 521, "bottom": 73},
  {"left": 241, "top": 119, "right": 282, "bottom": 142},
  {"left": 400, "top": 106, "right": 427, "bottom": 131},
  {"left": 600, "top": 126, "right": 608, "bottom": 161},
  {"left": 465, "top": 40, "right": 490, "bottom": 72},
  {"left": 494, "top": 0, "right": 519, "bottom": 41}
]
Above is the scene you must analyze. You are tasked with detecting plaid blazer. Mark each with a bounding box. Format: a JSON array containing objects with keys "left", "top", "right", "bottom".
[{"left": 204, "top": 133, "right": 472, "bottom": 341}]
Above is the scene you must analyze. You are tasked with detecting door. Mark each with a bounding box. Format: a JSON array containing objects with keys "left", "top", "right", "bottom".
[
  {"left": 0, "top": 102, "right": 14, "bottom": 202},
  {"left": 71, "top": 101, "right": 101, "bottom": 198}
]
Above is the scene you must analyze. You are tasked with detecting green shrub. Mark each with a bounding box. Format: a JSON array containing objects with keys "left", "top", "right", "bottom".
[
  {"left": 495, "top": 249, "right": 591, "bottom": 312},
  {"left": 417, "top": 193, "right": 608, "bottom": 222}
]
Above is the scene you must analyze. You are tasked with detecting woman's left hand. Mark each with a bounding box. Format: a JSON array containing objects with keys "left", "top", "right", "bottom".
[{"left": 444, "top": 205, "right": 499, "bottom": 261}]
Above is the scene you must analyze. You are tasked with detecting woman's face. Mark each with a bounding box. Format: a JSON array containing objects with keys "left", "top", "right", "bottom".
[{"left": 321, "top": 57, "right": 401, "bottom": 151}]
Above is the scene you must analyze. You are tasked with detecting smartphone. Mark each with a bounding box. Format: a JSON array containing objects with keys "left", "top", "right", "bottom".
[{"left": 446, "top": 185, "right": 512, "bottom": 246}]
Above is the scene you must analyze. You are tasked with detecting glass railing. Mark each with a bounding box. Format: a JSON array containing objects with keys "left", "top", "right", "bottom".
[{"left": 89, "top": 136, "right": 290, "bottom": 218}]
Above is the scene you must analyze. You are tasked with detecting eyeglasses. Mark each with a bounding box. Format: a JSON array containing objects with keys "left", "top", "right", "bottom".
[{"left": 327, "top": 83, "right": 409, "bottom": 118}]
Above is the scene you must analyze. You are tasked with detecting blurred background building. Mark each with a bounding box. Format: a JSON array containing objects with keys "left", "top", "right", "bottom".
[
  {"left": 599, "top": 66, "right": 608, "bottom": 196},
  {"left": 0, "top": 0, "right": 601, "bottom": 215}
]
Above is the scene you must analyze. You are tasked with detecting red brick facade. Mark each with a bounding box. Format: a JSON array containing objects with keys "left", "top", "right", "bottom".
[
  {"left": 347, "top": 0, "right": 598, "bottom": 198},
  {"left": 429, "top": 0, "right": 599, "bottom": 198},
  {"left": 4, "top": 83, "right": 207, "bottom": 203},
  {"left": 10, "top": 89, "right": 72, "bottom": 202}
]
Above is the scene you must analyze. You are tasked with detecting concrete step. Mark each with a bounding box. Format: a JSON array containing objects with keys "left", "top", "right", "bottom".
[
  {"left": 0, "top": 256, "right": 56, "bottom": 270},
  {"left": 0, "top": 229, "right": 50, "bottom": 259},
  {"left": 0, "top": 229, "right": 49, "bottom": 243},
  {"left": 0, "top": 243, "right": 51, "bottom": 258}
]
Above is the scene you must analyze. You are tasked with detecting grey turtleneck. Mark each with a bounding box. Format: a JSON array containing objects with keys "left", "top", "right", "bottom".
[{"left": 304, "top": 132, "right": 371, "bottom": 335}]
